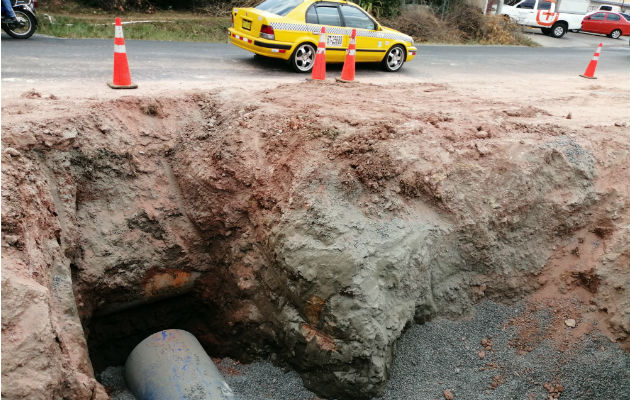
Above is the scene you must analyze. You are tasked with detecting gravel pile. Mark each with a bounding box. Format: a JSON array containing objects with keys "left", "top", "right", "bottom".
[
  {"left": 100, "top": 301, "right": 630, "bottom": 400},
  {"left": 375, "top": 301, "right": 630, "bottom": 400}
]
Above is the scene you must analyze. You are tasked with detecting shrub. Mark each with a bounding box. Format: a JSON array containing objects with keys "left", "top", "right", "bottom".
[
  {"left": 479, "top": 15, "right": 533, "bottom": 45},
  {"left": 447, "top": 3, "right": 485, "bottom": 41},
  {"left": 382, "top": 7, "right": 461, "bottom": 43},
  {"left": 384, "top": 5, "right": 533, "bottom": 45}
]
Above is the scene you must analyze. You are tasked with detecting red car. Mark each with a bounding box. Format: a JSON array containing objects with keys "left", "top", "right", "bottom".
[{"left": 581, "top": 11, "right": 630, "bottom": 39}]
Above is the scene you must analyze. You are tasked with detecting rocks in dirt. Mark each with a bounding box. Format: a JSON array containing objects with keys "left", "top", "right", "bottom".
[
  {"left": 21, "top": 89, "right": 41, "bottom": 99},
  {"left": 62, "top": 128, "right": 79, "bottom": 140},
  {"left": 4, "top": 147, "right": 21, "bottom": 157},
  {"left": 543, "top": 382, "right": 565, "bottom": 399},
  {"left": 564, "top": 318, "right": 577, "bottom": 328},
  {"left": 475, "top": 142, "right": 491, "bottom": 156},
  {"left": 490, "top": 375, "right": 505, "bottom": 390},
  {"left": 443, "top": 389, "right": 455, "bottom": 399},
  {"left": 503, "top": 106, "right": 551, "bottom": 118}
]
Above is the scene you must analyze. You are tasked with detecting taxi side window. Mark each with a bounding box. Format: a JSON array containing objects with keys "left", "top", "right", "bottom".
[
  {"left": 305, "top": 6, "right": 318, "bottom": 24},
  {"left": 590, "top": 12, "right": 606, "bottom": 20},
  {"left": 606, "top": 13, "right": 620, "bottom": 20},
  {"left": 516, "top": 0, "right": 535, "bottom": 9},
  {"left": 340, "top": 5, "right": 377, "bottom": 30},
  {"left": 315, "top": 6, "right": 342, "bottom": 26}
]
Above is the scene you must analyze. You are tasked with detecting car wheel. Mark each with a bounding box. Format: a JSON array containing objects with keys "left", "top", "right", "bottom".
[
  {"left": 541, "top": 27, "right": 552, "bottom": 35},
  {"left": 290, "top": 42, "right": 316, "bottom": 73},
  {"left": 609, "top": 29, "right": 622, "bottom": 39},
  {"left": 550, "top": 22, "right": 567, "bottom": 38},
  {"left": 382, "top": 45, "right": 405, "bottom": 72}
]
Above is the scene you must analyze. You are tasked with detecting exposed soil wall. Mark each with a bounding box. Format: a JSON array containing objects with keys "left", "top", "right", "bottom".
[{"left": 2, "top": 82, "right": 628, "bottom": 399}]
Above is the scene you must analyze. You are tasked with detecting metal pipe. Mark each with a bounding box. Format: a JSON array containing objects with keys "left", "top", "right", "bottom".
[{"left": 125, "top": 329, "right": 236, "bottom": 400}]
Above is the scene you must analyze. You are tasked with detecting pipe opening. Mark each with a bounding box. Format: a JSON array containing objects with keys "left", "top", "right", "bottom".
[{"left": 86, "top": 292, "right": 218, "bottom": 375}]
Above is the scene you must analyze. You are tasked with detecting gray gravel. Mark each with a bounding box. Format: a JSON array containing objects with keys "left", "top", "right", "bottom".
[
  {"left": 100, "top": 301, "right": 630, "bottom": 400},
  {"left": 375, "top": 301, "right": 630, "bottom": 400},
  {"left": 100, "top": 366, "right": 136, "bottom": 400}
]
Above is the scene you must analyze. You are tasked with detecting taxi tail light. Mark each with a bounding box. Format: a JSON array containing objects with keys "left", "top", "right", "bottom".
[{"left": 260, "top": 24, "right": 275, "bottom": 40}]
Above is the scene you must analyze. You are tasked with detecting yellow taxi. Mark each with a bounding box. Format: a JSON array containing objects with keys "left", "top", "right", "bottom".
[{"left": 228, "top": 0, "right": 417, "bottom": 72}]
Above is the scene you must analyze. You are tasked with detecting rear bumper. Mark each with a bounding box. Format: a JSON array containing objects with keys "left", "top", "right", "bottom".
[{"left": 228, "top": 28, "right": 293, "bottom": 60}]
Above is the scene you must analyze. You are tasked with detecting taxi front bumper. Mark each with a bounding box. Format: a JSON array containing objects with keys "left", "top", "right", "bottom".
[{"left": 407, "top": 47, "right": 418, "bottom": 61}]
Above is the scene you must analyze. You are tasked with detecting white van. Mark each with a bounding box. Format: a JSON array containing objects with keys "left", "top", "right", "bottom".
[{"left": 502, "top": 0, "right": 588, "bottom": 37}]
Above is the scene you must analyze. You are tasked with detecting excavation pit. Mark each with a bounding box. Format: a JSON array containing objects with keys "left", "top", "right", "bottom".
[{"left": 2, "top": 81, "right": 628, "bottom": 400}]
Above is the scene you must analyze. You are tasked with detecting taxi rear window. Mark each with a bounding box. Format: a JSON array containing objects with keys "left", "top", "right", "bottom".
[{"left": 255, "top": 0, "right": 304, "bottom": 16}]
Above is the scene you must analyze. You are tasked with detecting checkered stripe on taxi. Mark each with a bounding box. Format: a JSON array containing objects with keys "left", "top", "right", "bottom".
[{"left": 270, "top": 22, "right": 412, "bottom": 43}]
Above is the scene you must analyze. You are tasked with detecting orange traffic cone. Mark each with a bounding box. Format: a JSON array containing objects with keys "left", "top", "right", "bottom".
[
  {"left": 311, "top": 27, "right": 326, "bottom": 81},
  {"left": 337, "top": 29, "right": 357, "bottom": 83},
  {"left": 108, "top": 17, "right": 137, "bottom": 89},
  {"left": 579, "top": 43, "right": 602, "bottom": 79}
]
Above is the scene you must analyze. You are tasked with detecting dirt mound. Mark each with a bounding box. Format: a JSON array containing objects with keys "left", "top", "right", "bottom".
[{"left": 2, "top": 81, "right": 628, "bottom": 399}]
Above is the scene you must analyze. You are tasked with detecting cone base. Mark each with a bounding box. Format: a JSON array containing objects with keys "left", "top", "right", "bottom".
[
  {"left": 108, "top": 82, "right": 138, "bottom": 89},
  {"left": 306, "top": 78, "right": 326, "bottom": 81},
  {"left": 579, "top": 74, "right": 597, "bottom": 79},
  {"left": 335, "top": 77, "right": 355, "bottom": 83}
]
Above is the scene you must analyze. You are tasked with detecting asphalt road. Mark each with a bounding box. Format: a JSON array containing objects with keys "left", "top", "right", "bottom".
[{"left": 1, "top": 34, "right": 629, "bottom": 88}]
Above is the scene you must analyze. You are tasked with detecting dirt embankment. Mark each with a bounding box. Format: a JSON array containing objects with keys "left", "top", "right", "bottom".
[{"left": 1, "top": 81, "right": 629, "bottom": 400}]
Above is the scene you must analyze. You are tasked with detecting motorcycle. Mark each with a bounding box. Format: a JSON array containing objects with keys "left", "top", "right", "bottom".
[{"left": 1, "top": 0, "right": 37, "bottom": 39}]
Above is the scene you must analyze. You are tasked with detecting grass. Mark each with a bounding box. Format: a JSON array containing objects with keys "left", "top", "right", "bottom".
[{"left": 38, "top": 13, "right": 232, "bottom": 42}]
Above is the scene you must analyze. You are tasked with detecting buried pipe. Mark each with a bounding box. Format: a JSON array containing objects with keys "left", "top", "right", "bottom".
[{"left": 125, "top": 329, "right": 236, "bottom": 400}]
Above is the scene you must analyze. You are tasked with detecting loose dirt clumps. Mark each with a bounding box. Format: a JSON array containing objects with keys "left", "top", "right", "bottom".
[{"left": 2, "top": 80, "right": 629, "bottom": 400}]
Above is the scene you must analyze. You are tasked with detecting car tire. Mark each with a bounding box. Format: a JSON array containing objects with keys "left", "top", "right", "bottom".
[
  {"left": 382, "top": 45, "right": 406, "bottom": 72},
  {"left": 550, "top": 22, "right": 567, "bottom": 38},
  {"left": 541, "top": 27, "right": 552, "bottom": 35},
  {"left": 609, "top": 29, "right": 622, "bottom": 39},
  {"left": 290, "top": 42, "right": 316, "bottom": 73}
]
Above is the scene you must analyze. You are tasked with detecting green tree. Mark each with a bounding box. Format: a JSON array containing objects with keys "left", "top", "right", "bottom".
[{"left": 355, "top": 0, "right": 402, "bottom": 17}]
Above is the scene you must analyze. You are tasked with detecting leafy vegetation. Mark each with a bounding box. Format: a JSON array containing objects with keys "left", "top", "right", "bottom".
[
  {"left": 355, "top": 0, "right": 401, "bottom": 17},
  {"left": 383, "top": 4, "right": 535, "bottom": 45},
  {"left": 39, "top": 0, "right": 533, "bottom": 45}
]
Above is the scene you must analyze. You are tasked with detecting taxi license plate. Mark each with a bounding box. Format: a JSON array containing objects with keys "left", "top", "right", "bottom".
[
  {"left": 326, "top": 35, "right": 343, "bottom": 47},
  {"left": 242, "top": 19, "right": 252, "bottom": 31}
]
